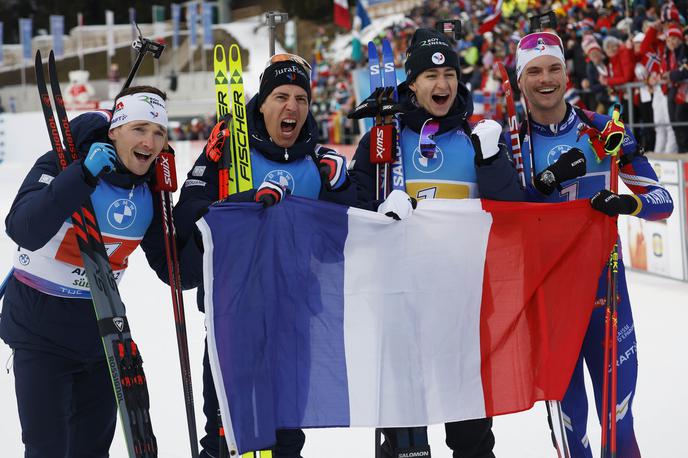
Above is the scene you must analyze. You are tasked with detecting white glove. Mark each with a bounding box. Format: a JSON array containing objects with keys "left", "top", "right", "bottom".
[
  {"left": 378, "top": 189, "right": 416, "bottom": 221},
  {"left": 471, "top": 119, "right": 502, "bottom": 161}
]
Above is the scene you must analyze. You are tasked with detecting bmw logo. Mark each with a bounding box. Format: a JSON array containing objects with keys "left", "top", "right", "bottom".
[
  {"left": 264, "top": 170, "right": 296, "bottom": 192},
  {"left": 412, "top": 145, "right": 444, "bottom": 173},
  {"left": 107, "top": 199, "right": 137, "bottom": 230},
  {"left": 18, "top": 254, "right": 30, "bottom": 266},
  {"left": 546, "top": 145, "right": 571, "bottom": 166}
]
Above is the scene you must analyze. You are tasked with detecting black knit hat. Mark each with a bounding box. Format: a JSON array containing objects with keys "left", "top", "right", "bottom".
[
  {"left": 404, "top": 28, "right": 460, "bottom": 83},
  {"left": 256, "top": 60, "right": 311, "bottom": 108}
]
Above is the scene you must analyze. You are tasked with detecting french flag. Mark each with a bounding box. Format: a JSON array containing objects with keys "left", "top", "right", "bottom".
[
  {"left": 334, "top": 0, "right": 351, "bottom": 29},
  {"left": 198, "top": 197, "right": 615, "bottom": 454}
]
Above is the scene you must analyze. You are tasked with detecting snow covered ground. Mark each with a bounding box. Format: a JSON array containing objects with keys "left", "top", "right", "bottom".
[{"left": 0, "top": 143, "right": 686, "bottom": 457}]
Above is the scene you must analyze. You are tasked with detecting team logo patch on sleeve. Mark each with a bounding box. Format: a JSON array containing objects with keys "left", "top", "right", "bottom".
[
  {"left": 184, "top": 179, "right": 207, "bottom": 188},
  {"left": 38, "top": 174, "right": 54, "bottom": 185},
  {"left": 192, "top": 166, "right": 206, "bottom": 177}
]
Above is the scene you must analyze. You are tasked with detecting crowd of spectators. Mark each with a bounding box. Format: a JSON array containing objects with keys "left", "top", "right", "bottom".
[{"left": 309, "top": 0, "right": 688, "bottom": 153}]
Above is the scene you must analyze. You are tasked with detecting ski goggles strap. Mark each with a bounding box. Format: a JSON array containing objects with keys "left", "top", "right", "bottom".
[
  {"left": 265, "top": 53, "right": 312, "bottom": 74},
  {"left": 516, "top": 32, "right": 565, "bottom": 80},
  {"left": 419, "top": 118, "right": 440, "bottom": 159}
]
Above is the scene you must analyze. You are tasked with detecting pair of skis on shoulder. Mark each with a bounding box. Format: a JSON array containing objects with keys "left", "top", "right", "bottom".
[{"left": 212, "top": 43, "right": 253, "bottom": 199}]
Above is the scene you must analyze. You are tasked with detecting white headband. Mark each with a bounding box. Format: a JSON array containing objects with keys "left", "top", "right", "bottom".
[
  {"left": 516, "top": 46, "right": 566, "bottom": 80},
  {"left": 110, "top": 93, "right": 168, "bottom": 131}
]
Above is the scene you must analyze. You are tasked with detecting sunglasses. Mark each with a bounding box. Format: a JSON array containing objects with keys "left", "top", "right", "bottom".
[
  {"left": 517, "top": 32, "right": 564, "bottom": 53},
  {"left": 265, "top": 53, "right": 313, "bottom": 74}
]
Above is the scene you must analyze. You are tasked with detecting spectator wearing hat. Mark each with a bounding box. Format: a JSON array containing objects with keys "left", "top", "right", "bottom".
[
  {"left": 632, "top": 32, "right": 657, "bottom": 152},
  {"left": 661, "top": 23, "right": 688, "bottom": 151},
  {"left": 581, "top": 34, "right": 611, "bottom": 111},
  {"left": 602, "top": 35, "right": 636, "bottom": 115}
]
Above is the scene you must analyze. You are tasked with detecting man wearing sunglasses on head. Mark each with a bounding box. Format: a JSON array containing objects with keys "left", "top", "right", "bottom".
[
  {"left": 173, "top": 53, "right": 356, "bottom": 458},
  {"left": 349, "top": 27, "right": 518, "bottom": 458},
  {"left": 479, "top": 30, "right": 674, "bottom": 458}
]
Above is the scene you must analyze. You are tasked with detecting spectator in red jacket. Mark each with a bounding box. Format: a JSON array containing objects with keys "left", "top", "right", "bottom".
[{"left": 602, "top": 35, "right": 636, "bottom": 115}]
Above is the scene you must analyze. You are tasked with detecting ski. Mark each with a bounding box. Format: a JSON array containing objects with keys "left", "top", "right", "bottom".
[
  {"left": 213, "top": 44, "right": 233, "bottom": 199},
  {"left": 151, "top": 147, "right": 200, "bottom": 458},
  {"left": 37, "top": 49, "right": 157, "bottom": 458},
  {"left": 228, "top": 44, "right": 252, "bottom": 194},
  {"left": 347, "top": 40, "right": 402, "bottom": 200}
]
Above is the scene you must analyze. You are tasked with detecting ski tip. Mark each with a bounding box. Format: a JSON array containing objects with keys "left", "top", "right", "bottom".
[
  {"left": 35, "top": 49, "right": 42, "bottom": 63},
  {"left": 214, "top": 44, "right": 225, "bottom": 61},
  {"left": 229, "top": 44, "right": 241, "bottom": 62},
  {"left": 49, "top": 49, "right": 55, "bottom": 61}
]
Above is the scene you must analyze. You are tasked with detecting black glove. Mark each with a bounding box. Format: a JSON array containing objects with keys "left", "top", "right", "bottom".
[
  {"left": 534, "top": 148, "right": 587, "bottom": 195},
  {"left": 255, "top": 180, "right": 289, "bottom": 208},
  {"left": 347, "top": 87, "right": 404, "bottom": 119},
  {"left": 590, "top": 190, "right": 639, "bottom": 216}
]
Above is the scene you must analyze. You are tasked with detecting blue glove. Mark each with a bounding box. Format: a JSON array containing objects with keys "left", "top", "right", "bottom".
[{"left": 83, "top": 142, "right": 117, "bottom": 181}]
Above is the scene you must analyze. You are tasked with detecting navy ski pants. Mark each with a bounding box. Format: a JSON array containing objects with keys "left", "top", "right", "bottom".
[
  {"left": 381, "top": 419, "right": 495, "bottom": 458},
  {"left": 12, "top": 348, "right": 117, "bottom": 458}
]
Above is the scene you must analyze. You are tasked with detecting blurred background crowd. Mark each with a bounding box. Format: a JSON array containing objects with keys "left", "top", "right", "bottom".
[{"left": 166, "top": 0, "right": 688, "bottom": 153}]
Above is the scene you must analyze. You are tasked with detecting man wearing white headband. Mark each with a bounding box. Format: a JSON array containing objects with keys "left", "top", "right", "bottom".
[
  {"left": 108, "top": 89, "right": 168, "bottom": 176},
  {"left": 478, "top": 31, "right": 674, "bottom": 458},
  {"left": 515, "top": 33, "right": 568, "bottom": 125},
  {"left": 2, "top": 85, "right": 175, "bottom": 457}
]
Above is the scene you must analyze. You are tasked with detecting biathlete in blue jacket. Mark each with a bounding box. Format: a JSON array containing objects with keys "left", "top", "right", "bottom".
[
  {"left": 481, "top": 31, "right": 674, "bottom": 457},
  {"left": 349, "top": 27, "right": 516, "bottom": 458},
  {"left": 1, "top": 86, "right": 175, "bottom": 457},
  {"left": 173, "top": 53, "right": 355, "bottom": 458}
]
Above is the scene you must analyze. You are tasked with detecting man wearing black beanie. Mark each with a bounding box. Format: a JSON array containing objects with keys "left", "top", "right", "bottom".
[
  {"left": 350, "top": 27, "right": 507, "bottom": 458},
  {"left": 173, "top": 52, "right": 356, "bottom": 458}
]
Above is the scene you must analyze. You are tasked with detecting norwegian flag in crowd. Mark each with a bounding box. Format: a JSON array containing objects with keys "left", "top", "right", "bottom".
[
  {"left": 478, "top": 0, "right": 503, "bottom": 34},
  {"left": 643, "top": 53, "right": 661, "bottom": 76}
]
